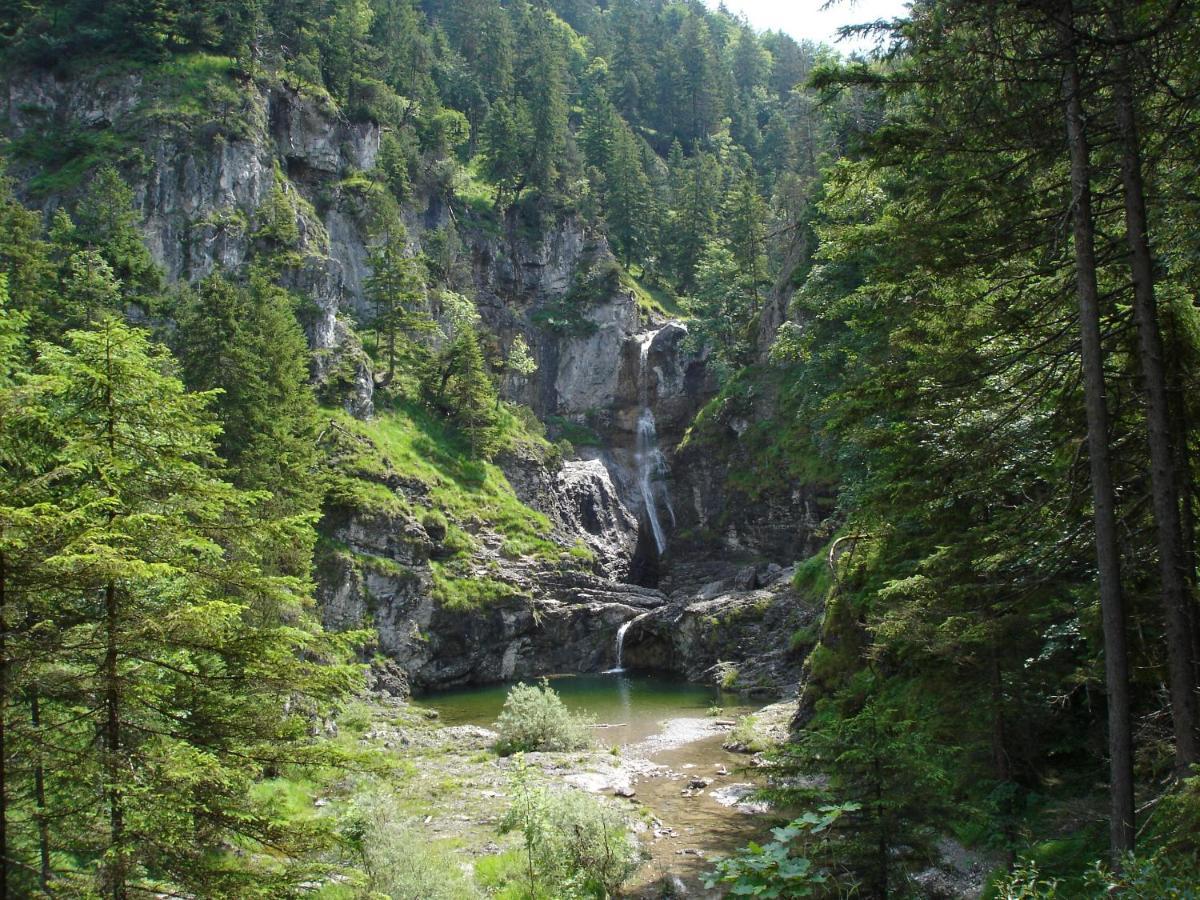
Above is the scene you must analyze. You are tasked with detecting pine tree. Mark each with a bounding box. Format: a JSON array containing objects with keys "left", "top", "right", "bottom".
[
  {"left": 67, "top": 165, "right": 163, "bottom": 302},
  {"left": 480, "top": 99, "right": 533, "bottom": 207},
  {"left": 0, "top": 171, "right": 54, "bottom": 339},
  {"left": 721, "top": 165, "right": 768, "bottom": 311},
  {"left": 172, "top": 271, "right": 320, "bottom": 574},
  {"left": 604, "top": 124, "right": 653, "bottom": 265},
  {"left": 520, "top": 5, "right": 569, "bottom": 196},
  {"left": 364, "top": 224, "right": 433, "bottom": 385},
  {"left": 27, "top": 316, "right": 360, "bottom": 898},
  {"left": 436, "top": 328, "right": 500, "bottom": 456}
]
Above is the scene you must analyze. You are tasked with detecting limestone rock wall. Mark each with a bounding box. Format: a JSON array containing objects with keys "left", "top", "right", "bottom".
[{"left": 4, "top": 66, "right": 832, "bottom": 694}]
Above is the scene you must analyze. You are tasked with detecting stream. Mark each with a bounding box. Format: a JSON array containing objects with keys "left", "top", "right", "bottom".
[{"left": 414, "top": 673, "right": 775, "bottom": 896}]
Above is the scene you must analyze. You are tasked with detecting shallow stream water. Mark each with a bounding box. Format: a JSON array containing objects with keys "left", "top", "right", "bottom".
[{"left": 414, "top": 673, "right": 776, "bottom": 896}]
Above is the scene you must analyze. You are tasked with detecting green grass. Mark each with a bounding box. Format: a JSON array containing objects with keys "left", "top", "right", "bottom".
[
  {"left": 430, "top": 565, "right": 525, "bottom": 610},
  {"left": 792, "top": 547, "right": 833, "bottom": 598},
  {"left": 17, "top": 125, "right": 138, "bottom": 195},
  {"left": 473, "top": 849, "right": 530, "bottom": 898},
  {"left": 545, "top": 414, "right": 602, "bottom": 447},
  {"left": 455, "top": 157, "right": 501, "bottom": 226},
  {"left": 622, "top": 267, "right": 686, "bottom": 320},
  {"left": 323, "top": 404, "right": 572, "bottom": 609}
]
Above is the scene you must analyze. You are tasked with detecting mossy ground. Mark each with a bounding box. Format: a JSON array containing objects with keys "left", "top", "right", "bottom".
[{"left": 320, "top": 403, "right": 583, "bottom": 611}]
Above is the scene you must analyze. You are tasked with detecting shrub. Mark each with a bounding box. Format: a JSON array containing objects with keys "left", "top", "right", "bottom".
[
  {"left": 715, "top": 660, "right": 740, "bottom": 690},
  {"left": 501, "top": 759, "right": 640, "bottom": 898},
  {"left": 343, "top": 789, "right": 481, "bottom": 899},
  {"left": 494, "top": 680, "right": 592, "bottom": 755},
  {"left": 705, "top": 803, "right": 859, "bottom": 897},
  {"left": 789, "top": 624, "right": 820, "bottom": 654}
]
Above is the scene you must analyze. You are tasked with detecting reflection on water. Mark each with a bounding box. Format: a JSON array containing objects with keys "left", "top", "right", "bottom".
[{"left": 413, "top": 672, "right": 741, "bottom": 746}]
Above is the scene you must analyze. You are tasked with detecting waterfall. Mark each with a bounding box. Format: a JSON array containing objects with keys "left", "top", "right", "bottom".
[
  {"left": 605, "top": 613, "right": 648, "bottom": 673},
  {"left": 636, "top": 329, "right": 673, "bottom": 556},
  {"left": 637, "top": 409, "right": 668, "bottom": 555}
]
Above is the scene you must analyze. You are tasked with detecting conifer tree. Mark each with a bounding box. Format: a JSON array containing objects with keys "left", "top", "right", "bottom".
[
  {"left": 364, "top": 225, "right": 433, "bottom": 385},
  {"left": 28, "top": 316, "right": 360, "bottom": 898},
  {"left": 66, "top": 165, "right": 163, "bottom": 302},
  {"left": 722, "top": 165, "right": 768, "bottom": 310},
  {"left": 604, "top": 125, "right": 653, "bottom": 265},
  {"left": 172, "top": 271, "right": 320, "bottom": 574}
]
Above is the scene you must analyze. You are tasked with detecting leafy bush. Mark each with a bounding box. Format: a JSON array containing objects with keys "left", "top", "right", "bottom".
[
  {"left": 715, "top": 660, "right": 740, "bottom": 690},
  {"left": 705, "top": 803, "right": 859, "bottom": 898},
  {"left": 494, "top": 680, "right": 592, "bottom": 755},
  {"left": 343, "top": 790, "right": 482, "bottom": 899},
  {"left": 992, "top": 849, "right": 1200, "bottom": 899},
  {"left": 501, "top": 760, "right": 639, "bottom": 898}
]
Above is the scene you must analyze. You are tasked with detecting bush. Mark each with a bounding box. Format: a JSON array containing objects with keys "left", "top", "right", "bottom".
[
  {"left": 343, "top": 789, "right": 481, "bottom": 899},
  {"left": 501, "top": 760, "right": 640, "bottom": 898},
  {"left": 705, "top": 803, "right": 859, "bottom": 897},
  {"left": 494, "top": 680, "right": 592, "bottom": 755},
  {"left": 715, "top": 660, "right": 740, "bottom": 690}
]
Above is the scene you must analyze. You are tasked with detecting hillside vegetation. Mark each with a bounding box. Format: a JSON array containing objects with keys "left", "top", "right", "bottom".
[{"left": 1, "top": 0, "right": 1199, "bottom": 897}]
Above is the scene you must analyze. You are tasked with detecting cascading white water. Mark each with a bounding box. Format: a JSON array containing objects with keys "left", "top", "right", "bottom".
[
  {"left": 636, "top": 329, "right": 673, "bottom": 556},
  {"left": 637, "top": 409, "right": 668, "bottom": 555},
  {"left": 605, "top": 612, "right": 649, "bottom": 673}
]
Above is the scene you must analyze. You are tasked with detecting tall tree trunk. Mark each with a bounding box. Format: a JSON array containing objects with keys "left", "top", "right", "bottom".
[
  {"left": 1058, "top": 3, "right": 1136, "bottom": 859},
  {"left": 1112, "top": 49, "right": 1200, "bottom": 770},
  {"left": 0, "top": 551, "right": 7, "bottom": 900},
  {"left": 989, "top": 651, "right": 1018, "bottom": 866},
  {"left": 29, "top": 688, "right": 49, "bottom": 894},
  {"left": 1167, "top": 328, "right": 1200, "bottom": 687},
  {"left": 102, "top": 333, "right": 126, "bottom": 900},
  {"left": 104, "top": 582, "right": 125, "bottom": 900}
]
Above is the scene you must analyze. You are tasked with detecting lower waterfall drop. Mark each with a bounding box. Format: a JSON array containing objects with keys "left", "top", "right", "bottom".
[{"left": 605, "top": 613, "right": 648, "bottom": 673}]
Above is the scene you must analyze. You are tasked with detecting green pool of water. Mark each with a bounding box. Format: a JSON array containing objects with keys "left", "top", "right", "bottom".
[{"left": 413, "top": 673, "right": 741, "bottom": 746}]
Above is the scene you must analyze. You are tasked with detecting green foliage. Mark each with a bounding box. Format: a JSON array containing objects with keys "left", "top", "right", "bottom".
[
  {"left": 768, "top": 694, "right": 951, "bottom": 896},
  {"left": 364, "top": 222, "right": 434, "bottom": 385},
  {"left": 494, "top": 681, "right": 593, "bottom": 755},
  {"left": 531, "top": 259, "right": 617, "bottom": 336},
  {"left": 434, "top": 328, "right": 502, "bottom": 455},
  {"left": 253, "top": 173, "right": 303, "bottom": 253},
  {"left": 500, "top": 758, "right": 638, "bottom": 898},
  {"left": 58, "top": 164, "right": 164, "bottom": 301},
  {"left": 704, "top": 803, "right": 859, "bottom": 897},
  {"left": 505, "top": 334, "right": 538, "bottom": 379},
  {"left": 172, "top": 270, "right": 319, "bottom": 573},
  {"left": 343, "top": 789, "right": 482, "bottom": 899},
  {"left": 318, "top": 405, "right": 567, "bottom": 616},
  {"left": 682, "top": 239, "right": 757, "bottom": 380},
  {"left": 716, "top": 661, "right": 740, "bottom": 690},
  {"left": 6, "top": 315, "right": 361, "bottom": 896},
  {"left": 430, "top": 566, "right": 522, "bottom": 611},
  {"left": 376, "top": 130, "right": 415, "bottom": 202},
  {"left": 14, "top": 122, "right": 137, "bottom": 196}
]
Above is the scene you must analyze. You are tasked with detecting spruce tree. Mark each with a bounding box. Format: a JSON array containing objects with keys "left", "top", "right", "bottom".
[
  {"left": 67, "top": 165, "right": 163, "bottom": 302},
  {"left": 172, "top": 270, "right": 320, "bottom": 574},
  {"left": 28, "top": 316, "right": 360, "bottom": 898},
  {"left": 364, "top": 225, "right": 433, "bottom": 385}
]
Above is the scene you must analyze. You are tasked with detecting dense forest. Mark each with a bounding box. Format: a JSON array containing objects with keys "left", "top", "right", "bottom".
[{"left": 0, "top": 0, "right": 1199, "bottom": 897}]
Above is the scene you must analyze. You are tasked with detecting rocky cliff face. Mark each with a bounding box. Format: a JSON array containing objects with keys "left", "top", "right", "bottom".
[{"left": 4, "top": 66, "right": 830, "bottom": 697}]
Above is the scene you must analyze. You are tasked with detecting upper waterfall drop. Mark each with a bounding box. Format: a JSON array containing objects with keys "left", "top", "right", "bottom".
[{"left": 634, "top": 326, "right": 679, "bottom": 557}]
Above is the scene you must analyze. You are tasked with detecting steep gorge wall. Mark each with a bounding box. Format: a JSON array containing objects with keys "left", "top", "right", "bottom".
[{"left": 3, "top": 67, "right": 832, "bottom": 694}]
